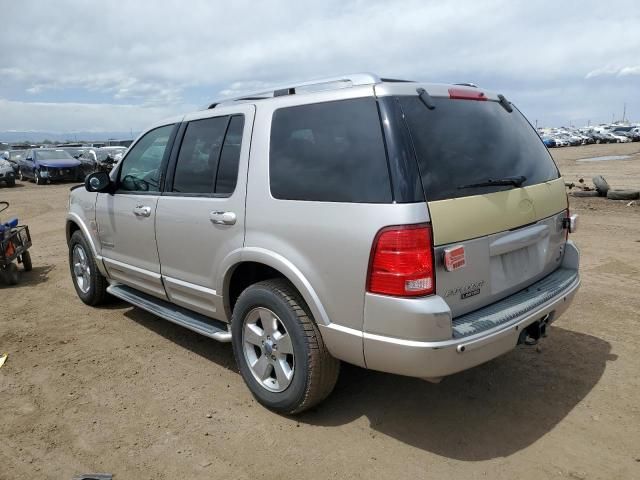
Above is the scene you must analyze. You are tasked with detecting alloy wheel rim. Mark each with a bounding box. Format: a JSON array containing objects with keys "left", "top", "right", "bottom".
[
  {"left": 72, "top": 244, "right": 91, "bottom": 294},
  {"left": 242, "top": 307, "right": 295, "bottom": 393}
]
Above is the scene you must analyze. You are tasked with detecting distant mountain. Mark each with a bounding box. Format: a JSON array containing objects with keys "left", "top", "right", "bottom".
[{"left": 0, "top": 131, "right": 138, "bottom": 144}]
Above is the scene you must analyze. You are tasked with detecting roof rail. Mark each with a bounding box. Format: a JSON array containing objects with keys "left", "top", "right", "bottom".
[
  {"left": 454, "top": 82, "right": 478, "bottom": 88},
  {"left": 207, "top": 72, "right": 382, "bottom": 109}
]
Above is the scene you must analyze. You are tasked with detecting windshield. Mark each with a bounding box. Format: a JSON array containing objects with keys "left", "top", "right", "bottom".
[
  {"left": 35, "top": 150, "right": 74, "bottom": 160},
  {"left": 397, "top": 96, "right": 560, "bottom": 201},
  {"left": 9, "top": 151, "right": 23, "bottom": 161}
]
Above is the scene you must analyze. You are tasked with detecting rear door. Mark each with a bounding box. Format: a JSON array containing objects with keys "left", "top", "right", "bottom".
[
  {"left": 394, "top": 92, "right": 567, "bottom": 316},
  {"left": 154, "top": 105, "right": 254, "bottom": 319},
  {"left": 96, "top": 123, "right": 176, "bottom": 299}
]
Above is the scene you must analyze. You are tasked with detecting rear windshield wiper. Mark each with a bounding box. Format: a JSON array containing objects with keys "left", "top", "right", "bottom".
[{"left": 458, "top": 175, "right": 526, "bottom": 189}]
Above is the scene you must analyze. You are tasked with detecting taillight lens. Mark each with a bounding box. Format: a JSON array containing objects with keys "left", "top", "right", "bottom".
[{"left": 367, "top": 224, "right": 435, "bottom": 297}]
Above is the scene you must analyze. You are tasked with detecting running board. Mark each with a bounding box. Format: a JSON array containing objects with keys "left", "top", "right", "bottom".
[{"left": 107, "top": 284, "right": 232, "bottom": 342}]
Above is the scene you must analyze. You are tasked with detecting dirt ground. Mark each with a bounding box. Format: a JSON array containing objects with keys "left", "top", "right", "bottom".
[{"left": 1, "top": 142, "right": 639, "bottom": 480}]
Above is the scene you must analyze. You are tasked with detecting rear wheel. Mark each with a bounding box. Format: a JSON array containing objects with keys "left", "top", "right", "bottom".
[
  {"left": 231, "top": 279, "right": 340, "bottom": 414},
  {"left": 1, "top": 263, "right": 19, "bottom": 285},
  {"left": 69, "top": 230, "right": 108, "bottom": 305}
]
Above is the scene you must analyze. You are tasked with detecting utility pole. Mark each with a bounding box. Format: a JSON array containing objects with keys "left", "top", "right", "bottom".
[{"left": 622, "top": 103, "right": 626, "bottom": 123}]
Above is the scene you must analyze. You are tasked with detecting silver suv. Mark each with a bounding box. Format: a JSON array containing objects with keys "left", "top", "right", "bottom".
[{"left": 67, "top": 73, "right": 580, "bottom": 413}]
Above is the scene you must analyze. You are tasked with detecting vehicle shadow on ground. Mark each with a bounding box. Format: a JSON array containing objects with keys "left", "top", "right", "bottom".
[
  {"left": 299, "top": 326, "right": 614, "bottom": 461},
  {"left": 0, "top": 264, "right": 53, "bottom": 289},
  {"left": 117, "top": 312, "right": 613, "bottom": 461},
  {"left": 124, "top": 308, "right": 237, "bottom": 372}
]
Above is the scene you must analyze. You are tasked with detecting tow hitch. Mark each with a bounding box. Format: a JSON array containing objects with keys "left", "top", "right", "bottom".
[{"left": 518, "top": 315, "right": 550, "bottom": 346}]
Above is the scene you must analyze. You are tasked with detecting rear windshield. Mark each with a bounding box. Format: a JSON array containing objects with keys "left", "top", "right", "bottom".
[{"left": 397, "top": 96, "right": 560, "bottom": 201}]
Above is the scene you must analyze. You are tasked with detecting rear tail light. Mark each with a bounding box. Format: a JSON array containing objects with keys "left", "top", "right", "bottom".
[
  {"left": 448, "top": 87, "right": 487, "bottom": 101},
  {"left": 367, "top": 224, "right": 435, "bottom": 297},
  {"left": 562, "top": 209, "right": 578, "bottom": 237}
]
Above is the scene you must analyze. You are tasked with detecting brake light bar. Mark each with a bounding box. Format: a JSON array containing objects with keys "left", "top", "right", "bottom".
[{"left": 448, "top": 87, "right": 487, "bottom": 101}]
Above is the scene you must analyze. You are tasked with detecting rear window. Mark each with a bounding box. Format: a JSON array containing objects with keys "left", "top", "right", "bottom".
[
  {"left": 269, "top": 98, "right": 392, "bottom": 203},
  {"left": 397, "top": 96, "right": 559, "bottom": 201}
]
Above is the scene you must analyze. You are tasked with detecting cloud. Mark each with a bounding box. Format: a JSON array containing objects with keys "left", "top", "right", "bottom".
[
  {"left": 1, "top": 0, "right": 639, "bottom": 130},
  {"left": 586, "top": 65, "right": 640, "bottom": 79},
  {"left": 0, "top": 98, "right": 191, "bottom": 133}
]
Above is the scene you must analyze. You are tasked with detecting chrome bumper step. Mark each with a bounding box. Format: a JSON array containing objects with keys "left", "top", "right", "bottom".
[
  {"left": 452, "top": 267, "right": 579, "bottom": 339},
  {"left": 107, "top": 284, "right": 232, "bottom": 342}
]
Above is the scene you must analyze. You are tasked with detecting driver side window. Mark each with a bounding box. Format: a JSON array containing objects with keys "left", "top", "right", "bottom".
[{"left": 118, "top": 124, "right": 174, "bottom": 192}]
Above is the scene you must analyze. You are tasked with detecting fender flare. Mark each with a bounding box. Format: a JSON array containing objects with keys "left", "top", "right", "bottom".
[
  {"left": 65, "top": 212, "right": 109, "bottom": 277},
  {"left": 220, "top": 247, "right": 331, "bottom": 326}
]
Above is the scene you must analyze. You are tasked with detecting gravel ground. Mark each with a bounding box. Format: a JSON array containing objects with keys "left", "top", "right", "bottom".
[{"left": 1, "top": 142, "right": 639, "bottom": 480}]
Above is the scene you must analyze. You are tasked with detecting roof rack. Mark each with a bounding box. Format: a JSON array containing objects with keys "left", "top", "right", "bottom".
[
  {"left": 207, "top": 72, "right": 383, "bottom": 109},
  {"left": 454, "top": 82, "right": 478, "bottom": 88}
]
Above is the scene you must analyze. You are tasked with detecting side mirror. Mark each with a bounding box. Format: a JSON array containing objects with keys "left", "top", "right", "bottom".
[{"left": 85, "top": 171, "right": 112, "bottom": 193}]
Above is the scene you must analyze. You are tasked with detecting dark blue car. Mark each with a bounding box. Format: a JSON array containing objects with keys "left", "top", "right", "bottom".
[
  {"left": 542, "top": 137, "right": 556, "bottom": 148},
  {"left": 18, "top": 149, "right": 82, "bottom": 185}
]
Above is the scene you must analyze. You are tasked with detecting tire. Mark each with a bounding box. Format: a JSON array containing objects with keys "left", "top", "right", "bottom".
[
  {"left": 68, "top": 230, "right": 109, "bottom": 305},
  {"left": 34, "top": 170, "right": 42, "bottom": 185},
  {"left": 21, "top": 250, "right": 32, "bottom": 272},
  {"left": 231, "top": 279, "right": 340, "bottom": 414},
  {"left": 18, "top": 168, "right": 24, "bottom": 181},
  {"left": 592, "top": 175, "right": 610, "bottom": 196},
  {"left": 570, "top": 190, "right": 599, "bottom": 197},
  {"left": 1, "top": 263, "right": 19, "bottom": 285},
  {"left": 607, "top": 189, "right": 640, "bottom": 201}
]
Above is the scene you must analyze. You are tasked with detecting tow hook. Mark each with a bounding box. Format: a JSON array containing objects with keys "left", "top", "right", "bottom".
[{"left": 518, "top": 315, "right": 550, "bottom": 346}]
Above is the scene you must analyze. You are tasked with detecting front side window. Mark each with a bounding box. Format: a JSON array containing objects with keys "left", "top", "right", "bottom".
[
  {"left": 118, "top": 124, "right": 174, "bottom": 192},
  {"left": 269, "top": 98, "right": 392, "bottom": 203}
]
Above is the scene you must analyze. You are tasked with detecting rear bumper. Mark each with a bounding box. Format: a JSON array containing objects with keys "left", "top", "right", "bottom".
[{"left": 324, "top": 241, "right": 580, "bottom": 379}]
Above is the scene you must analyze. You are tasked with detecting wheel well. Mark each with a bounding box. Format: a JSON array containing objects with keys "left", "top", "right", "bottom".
[
  {"left": 226, "top": 262, "right": 285, "bottom": 317},
  {"left": 66, "top": 221, "right": 81, "bottom": 244}
]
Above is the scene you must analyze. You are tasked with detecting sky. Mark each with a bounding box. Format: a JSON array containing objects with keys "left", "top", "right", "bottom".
[{"left": 1, "top": 0, "right": 639, "bottom": 137}]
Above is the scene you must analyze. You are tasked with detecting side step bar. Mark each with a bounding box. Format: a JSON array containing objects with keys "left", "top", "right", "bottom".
[{"left": 107, "top": 284, "right": 232, "bottom": 343}]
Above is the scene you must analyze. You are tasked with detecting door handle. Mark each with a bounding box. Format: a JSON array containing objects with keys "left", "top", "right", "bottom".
[
  {"left": 133, "top": 205, "right": 152, "bottom": 217},
  {"left": 209, "top": 211, "right": 237, "bottom": 225}
]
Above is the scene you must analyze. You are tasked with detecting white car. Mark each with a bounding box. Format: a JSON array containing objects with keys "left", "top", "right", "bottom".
[
  {"left": 610, "top": 133, "right": 631, "bottom": 143},
  {"left": 0, "top": 158, "right": 17, "bottom": 187}
]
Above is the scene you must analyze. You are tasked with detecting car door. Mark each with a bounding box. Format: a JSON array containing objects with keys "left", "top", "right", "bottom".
[
  {"left": 20, "top": 150, "right": 34, "bottom": 179},
  {"left": 155, "top": 105, "right": 254, "bottom": 319},
  {"left": 95, "top": 123, "right": 177, "bottom": 299}
]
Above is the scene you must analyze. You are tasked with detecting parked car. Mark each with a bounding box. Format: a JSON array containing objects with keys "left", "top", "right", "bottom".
[
  {"left": 18, "top": 148, "right": 82, "bottom": 184},
  {"left": 66, "top": 74, "right": 580, "bottom": 413},
  {"left": 0, "top": 157, "right": 16, "bottom": 187},
  {"left": 56, "top": 147, "right": 98, "bottom": 178},
  {"left": 95, "top": 146, "right": 127, "bottom": 172},
  {"left": 610, "top": 132, "right": 631, "bottom": 143},
  {"left": 4, "top": 150, "right": 24, "bottom": 173},
  {"left": 542, "top": 137, "right": 556, "bottom": 148}
]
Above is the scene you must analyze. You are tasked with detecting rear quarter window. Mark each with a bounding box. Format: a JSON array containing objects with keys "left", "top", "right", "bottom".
[
  {"left": 269, "top": 97, "right": 392, "bottom": 203},
  {"left": 397, "top": 96, "right": 560, "bottom": 201}
]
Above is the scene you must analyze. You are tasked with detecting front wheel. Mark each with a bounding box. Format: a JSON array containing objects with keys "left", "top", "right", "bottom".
[
  {"left": 18, "top": 168, "right": 24, "bottom": 181},
  {"left": 34, "top": 170, "right": 42, "bottom": 185},
  {"left": 21, "top": 250, "right": 33, "bottom": 271},
  {"left": 231, "top": 279, "right": 340, "bottom": 414},
  {"left": 68, "top": 231, "right": 108, "bottom": 305}
]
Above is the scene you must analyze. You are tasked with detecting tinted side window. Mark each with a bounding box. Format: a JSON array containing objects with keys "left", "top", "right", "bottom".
[
  {"left": 269, "top": 98, "right": 392, "bottom": 203},
  {"left": 215, "top": 115, "right": 244, "bottom": 195},
  {"left": 119, "top": 124, "right": 174, "bottom": 192},
  {"left": 173, "top": 116, "right": 228, "bottom": 194}
]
